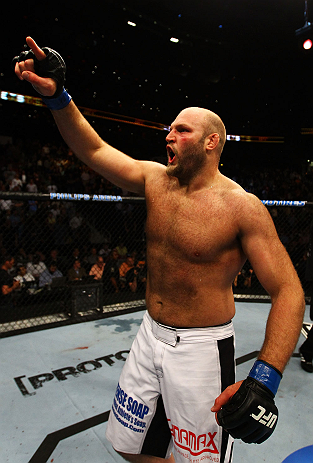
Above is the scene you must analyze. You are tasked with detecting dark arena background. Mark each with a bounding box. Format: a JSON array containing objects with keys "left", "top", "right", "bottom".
[{"left": 1, "top": 2, "right": 313, "bottom": 462}]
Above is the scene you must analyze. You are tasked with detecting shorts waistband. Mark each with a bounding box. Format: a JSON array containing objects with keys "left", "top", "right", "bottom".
[{"left": 144, "top": 311, "right": 234, "bottom": 347}]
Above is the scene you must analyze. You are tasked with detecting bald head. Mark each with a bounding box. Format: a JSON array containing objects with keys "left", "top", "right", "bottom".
[{"left": 177, "top": 107, "right": 226, "bottom": 157}]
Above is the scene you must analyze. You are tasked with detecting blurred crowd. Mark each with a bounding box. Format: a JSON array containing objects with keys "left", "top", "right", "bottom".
[
  {"left": 0, "top": 134, "right": 312, "bottom": 301},
  {"left": 0, "top": 134, "right": 312, "bottom": 201},
  {"left": 1, "top": 242, "right": 146, "bottom": 299},
  {"left": 231, "top": 166, "right": 313, "bottom": 202}
]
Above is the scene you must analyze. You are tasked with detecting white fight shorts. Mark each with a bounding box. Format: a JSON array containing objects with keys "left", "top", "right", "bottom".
[{"left": 106, "top": 311, "right": 235, "bottom": 463}]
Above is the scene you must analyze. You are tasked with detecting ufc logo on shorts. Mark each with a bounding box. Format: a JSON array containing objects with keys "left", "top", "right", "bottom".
[{"left": 251, "top": 406, "right": 277, "bottom": 428}]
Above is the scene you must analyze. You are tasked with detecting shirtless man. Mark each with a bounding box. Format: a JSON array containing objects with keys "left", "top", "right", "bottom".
[{"left": 14, "top": 37, "right": 305, "bottom": 463}]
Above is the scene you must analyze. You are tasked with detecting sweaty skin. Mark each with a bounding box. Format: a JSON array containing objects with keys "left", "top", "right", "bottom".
[
  {"left": 14, "top": 37, "right": 305, "bottom": 428},
  {"left": 145, "top": 168, "right": 245, "bottom": 327}
]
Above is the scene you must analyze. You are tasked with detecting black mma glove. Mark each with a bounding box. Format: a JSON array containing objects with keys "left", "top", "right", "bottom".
[
  {"left": 217, "top": 360, "right": 282, "bottom": 444},
  {"left": 13, "top": 47, "right": 66, "bottom": 97},
  {"left": 12, "top": 46, "right": 71, "bottom": 110}
]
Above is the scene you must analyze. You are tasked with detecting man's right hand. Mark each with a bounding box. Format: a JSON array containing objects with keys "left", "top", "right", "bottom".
[{"left": 13, "top": 37, "right": 57, "bottom": 97}]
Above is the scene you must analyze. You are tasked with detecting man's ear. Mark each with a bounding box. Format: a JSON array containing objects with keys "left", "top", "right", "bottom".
[{"left": 206, "top": 133, "right": 220, "bottom": 151}]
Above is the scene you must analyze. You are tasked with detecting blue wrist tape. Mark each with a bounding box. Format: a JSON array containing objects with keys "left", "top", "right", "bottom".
[
  {"left": 248, "top": 360, "right": 282, "bottom": 396},
  {"left": 42, "top": 88, "right": 71, "bottom": 110}
]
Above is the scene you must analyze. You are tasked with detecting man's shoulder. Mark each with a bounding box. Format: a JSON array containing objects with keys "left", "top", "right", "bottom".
[
  {"left": 143, "top": 161, "right": 166, "bottom": 180},
  {"left": 217, "top": 178, "right": 270, "bottom": 228},
  {"left": 220, "top": 176, "right": 263, "bottom": 208},
  {"left": 225, "top": 187, "right": 275, "bottom": 238}
]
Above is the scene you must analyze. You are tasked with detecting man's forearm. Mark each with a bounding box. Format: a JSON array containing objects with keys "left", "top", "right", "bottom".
[
  {"left": 258, "top": 288, "right": 305, "bottom": 373},
  {"left": 51, "top": 101, "right": 105, "bottom": 166}
]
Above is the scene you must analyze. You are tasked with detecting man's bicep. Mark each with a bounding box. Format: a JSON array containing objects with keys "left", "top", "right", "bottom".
[
  {"left": 240, "top": 206, "right": 296, "bottom": 297},
  {"left": 93, "top": 146, "right": 161, "bottom": 195},
  {"left": 89, "top": 146, "right": 146, "bottom": 194}
]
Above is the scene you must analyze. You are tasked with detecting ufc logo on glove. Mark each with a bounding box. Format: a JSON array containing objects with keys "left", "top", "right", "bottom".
[
  {"left": 251, "top": 405, "right": 278, "bottom": 428},
  {"left": 217, "top": 360, "right": 282, "bottom": 444}
]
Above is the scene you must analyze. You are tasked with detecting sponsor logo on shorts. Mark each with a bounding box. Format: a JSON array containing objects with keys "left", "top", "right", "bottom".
[
  {"left": 111, "top": 383, "right": 149, "bottom": 434},
  {"left": 168, "top": 420, "right": 219, "bottom": 458},
  {"left": 251, "top": 405, "right": 277, "bottom": 428}
]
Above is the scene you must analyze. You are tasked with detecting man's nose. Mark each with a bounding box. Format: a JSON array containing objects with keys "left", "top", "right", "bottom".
[{"left": 166, "top": 130, "right": 174, "bottom": 142}]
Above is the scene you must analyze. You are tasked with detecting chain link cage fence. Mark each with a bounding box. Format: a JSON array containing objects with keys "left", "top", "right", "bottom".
[{"left": 0, "top": 192, "right": 312, "bottom": 337}]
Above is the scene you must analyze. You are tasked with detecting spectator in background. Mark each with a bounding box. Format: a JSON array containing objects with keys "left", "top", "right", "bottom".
[
  {"left": 0, "top": 184, "right": 12, "bottom": 213},
  {"left": 46, "top": 175, "right": 58, "bottom": 193},
  {"left": 131, "top": 258, "right": 147, "bottom": 293},
  {"left": 21, "top": 170, "right": 27, "bottom": 187},
  {"left": 27, "top": 200, "right": 38, "bottom": 216},
  {"left": 26, "top": 252, "right": 47, "bottom": 279},
  {"left": 48, "top": 248, "right": 65, "bottom": 272},
  {"left": 69, "top": 211, "right": 83, "bottom": 231},
  {"left": 80, "top": 244, "right": 90, "bottom": 268},
  {"left": 46, "top": 211, "right": 56, "bottom": 229},
  {"left": 233, "top": 262, "right": 254, "bottom": 289},
  {"left": 102, "top": 249, "right": 120, "bottom": 293},
  {"left": 26, "top": 178, "right": 38, "bottom": 193},
  {"left": 70, "top": 247, "right": 81, "bottom": 264},
  {"left": 0, "top": 255, "right": 20, "bottom": 309},
  {"left": 39, "top": 261, "right": 63, "bottom": 288},
  {"left": 299, "top": 220, "right": 313, "bottom": 372},
  {"left": 15, "top": 248, "right": 28, "bottom": 266},
  {"left": 14, "top": 264, "right": 36, "bottom": 289},
  {"left": 69, "top": 212, "right": 83, "bottom": 242},
  {"left": 119, "top": 255, "right": 135, "bottom": 290},
  {"left": 67, "top": 259, "right": 87, "bottom": 281},
  {"left": 89, "top": 256, "right": 105, "bottom": 280},
  {"left": 87, "top": 246, "right": 98, "bottom": 267},
  {"left": 9, "top": 173, "right": 23, "bottom": 191},
  {"left": 9, "top": 207, "right": 22, "bottom": 231},
  {"left": 124, "top": 259, "right": 147, "bottom": 293},
  {"left": 99, "top": 242, "right": 111, "bottom": 261},
  {"left": 3, "top": 165, "right": 16, "bottom": 186},
  {"left": 125, "top": 266, "right": 138, "bottom": 293},
  {"left": 116, "top": 240, "right": 128, "bottom": 260}
]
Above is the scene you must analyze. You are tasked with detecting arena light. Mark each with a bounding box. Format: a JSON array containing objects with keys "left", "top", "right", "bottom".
[
  {"left": 2, "top": 90, "right": 285, "bottom": 142},
  {"left": 295, "top": 1, "right": 313, "bottom": 51},
  {"left": 227, "top": 135, "right": 241, "bottom": 141},
  {"left": 1, "top": 91, "right": 25, "bottom": 103},
  {"left": 296, "top": 23, "right": 313, "bottom": 50},
  {"left": 303, "top": 38, "right": 313, "bottom": 49},
  {"left": 127, "top": 21, "right": 136, "bottom": 27},
  {"left": 170, "top": 37, "right": 179, "bottom": 43}
]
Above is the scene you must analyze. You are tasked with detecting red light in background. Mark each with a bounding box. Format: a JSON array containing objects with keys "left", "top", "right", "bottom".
[{"left": 303, "top": 38, "right": 313, "bottom": 49}]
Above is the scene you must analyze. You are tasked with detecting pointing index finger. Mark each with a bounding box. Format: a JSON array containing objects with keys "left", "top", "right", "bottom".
[{"left": 26, "top": 36, "right": 46, "bottom": 61}]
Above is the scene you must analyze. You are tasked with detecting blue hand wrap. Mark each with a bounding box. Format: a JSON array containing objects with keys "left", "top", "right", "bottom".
[
  {"left": 42, "top": 88, "right": 71, "bottom": 110},
  {"left": 248, "top": 360, "right": 282, "bottom": 396}
]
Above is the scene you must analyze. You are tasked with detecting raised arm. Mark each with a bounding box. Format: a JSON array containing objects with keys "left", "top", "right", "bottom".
[
  {"left": 49, "top": 101, "right": 147, "bottom": 195},
  {"left": 14, "top": 37, "right": 153, "bottom": 195}
]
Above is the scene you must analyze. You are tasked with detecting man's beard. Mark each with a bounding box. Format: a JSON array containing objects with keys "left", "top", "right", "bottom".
[{"left": 166, "top": 143, "right": 206, "bottom": 183}]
